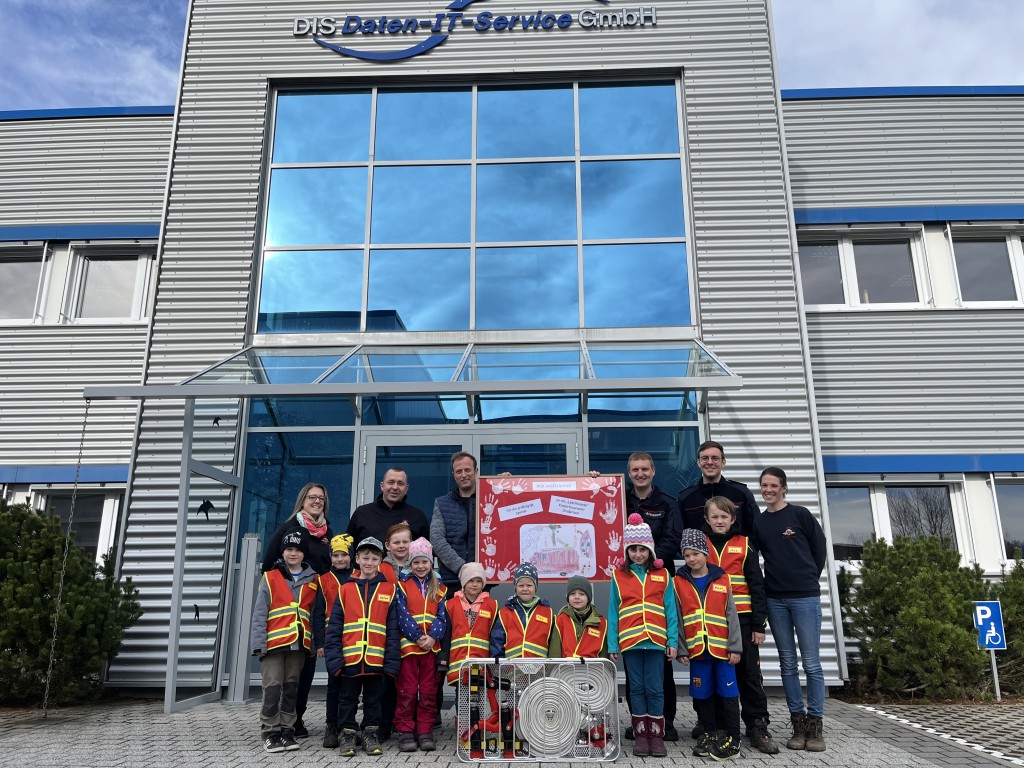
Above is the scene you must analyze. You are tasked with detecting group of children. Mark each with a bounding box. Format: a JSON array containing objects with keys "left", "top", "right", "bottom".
[{"left": 251, "top": 498, "right": 771, "bottom": 761}]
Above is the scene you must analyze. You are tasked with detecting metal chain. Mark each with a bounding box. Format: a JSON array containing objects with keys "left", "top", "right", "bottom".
[{"left": 42, "top": 398, "right": 91, "bottom": 716}]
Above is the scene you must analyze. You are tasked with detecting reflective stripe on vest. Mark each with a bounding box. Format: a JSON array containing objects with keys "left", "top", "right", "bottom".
[
  {"left": 554, "top": 612, "right": 607, "bottom": 659},
  {"left": 399, "top": 579, "right": 448, "bottom": 657},
  {"left": 445, "top": 595, "right": 497, "bottom": 685},
  {"left": 501, "top": 604, "right": 553, "bottom": 658},
  {"left": 706, "top": 534, "right": 751, "bottom": 613},
  {"left": 613, "top": 567, "right": 669, "bottom": 651},
  {"left": 265, "top": 570, "right": 318, "bottom": 652},
  {"left": 340, "top": 580, "right": 396, "bottom": 668},
  {"left": 674, "top": 572, "right": 731, "bottom": 660}
]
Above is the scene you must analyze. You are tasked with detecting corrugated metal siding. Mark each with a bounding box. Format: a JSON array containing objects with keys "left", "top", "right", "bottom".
[
  {"left": 0, "top": 326, "right": 145, "bottom": 464},
  {"left": 808, "top": 310, "right": 1024, "bottom": 455},
  {"left": 0, "top": 115, "right": 171, "bottom": 226},
  {"left": 114, "top": 0, "right": 838, "bottom": 685},
  {"left": 783, "top": 96, "right": 1024, "bottom": 208}
]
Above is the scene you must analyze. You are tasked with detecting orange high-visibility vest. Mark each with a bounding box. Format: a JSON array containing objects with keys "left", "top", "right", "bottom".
[
  {"left": 318, "top": 571, "right": 346, "bottom": 626},
  {"left": 554, "top": 612, "right": 608, "bottom": 659},
  {"left": 399, "top": 578, "right": 448, "bottom": 657},
  {"left": 379, "top": 562, "right": 401, "bottom": 584},
  {"left": 339, "top": 579, "right": 396, "bottom": 667},
  {"left": 706, "top": 534, "right": 751, "bottom": 613},
  {"left": 265, "top": 569, "right": 318, "bottom": 652},
  {"left": 674, "top": 572, "right": 731, "bottom": 660},
  {"left": 444, "top": 595, "right": 498, "bottom": 685},
  {"left": 612, "top": 567, "right": 670, "bottom": 651},
  {"left": 500, "top": 603, "right": 554, "bottom": 658}
]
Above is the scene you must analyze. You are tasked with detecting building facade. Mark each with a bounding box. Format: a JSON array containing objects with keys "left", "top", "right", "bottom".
[{"left": 1, "top": 0, "right": 1021, "bottom": 702}]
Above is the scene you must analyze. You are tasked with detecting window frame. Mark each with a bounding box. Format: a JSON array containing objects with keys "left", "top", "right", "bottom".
[
  {"left": 29, "top": 484, "right": 125, "bottom": 566},
  {"left": 797, "top": 227, "right": 930, "bottom": 310},
  {"left": 947, "top": 228, "right": 1024, "bottom": 308},
  {"left": 63, "top": 242, "right": 155, "bottom": 324},
  {"left": 0, "top": 242, "right": 50, "bottom": 325},
  {"left": 991, "top": 475, "right": 1024, "bottom": 563}
]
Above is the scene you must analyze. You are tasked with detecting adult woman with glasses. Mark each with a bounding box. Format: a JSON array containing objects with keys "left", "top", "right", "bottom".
[
  {"left": 260, "top": 482, "right": 336, "bottom": 738},
  {"left": 751, "top": 467, "right": 828, "bottom": 753}
]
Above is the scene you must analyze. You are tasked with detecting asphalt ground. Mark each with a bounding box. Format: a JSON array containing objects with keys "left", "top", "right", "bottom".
[{"left": 2, "top": 694, "right": 1022, "bottom": 768}]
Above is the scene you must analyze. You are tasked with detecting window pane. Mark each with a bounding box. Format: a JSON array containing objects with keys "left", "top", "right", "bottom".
[
  {"left": 479, "top": 443, "right": 568, "bottom": 475},
  {"left": 273, "top": 91, "right": 371, "bottom": 163},
  {"left": 584, "top": 243, "right": 689, "bottom": 327},
  {"left": 375, "top": 88, "right": 471, "bottom": 160},
  {"left": 581, "top": 160, "right": 685, "bottom": 239},
  {"left": 587, "top": 426, "right": 700, "bottom": 493},
  {"left": 476, "top": 163, "right": 577, "bottom": 242},
  {"left": 953, "top": 239, "right": 1017, "bottom": 302},
  {"left": 477, "top": 85, "right": 574, "bottom": 158},
  {"left": 995, "top": 482, "right": 1024, "bottom": 560},
  {"left": 368, "top": 249, "right": 469, "bottom": 330},
  {"left": 588, "top": 392, "right": 699, "bottom": 422},
  {"left": 371, "top": 166, "right": 471, "bottom": 243},
  {"left": 886, "top": 486, "right": 956, "bottom": 548},
  {"left": 579, "top": 81, "right": 679, "bottom": 156},
  {"left": 853, "top": 241, "right": 918, "bottom": 304},
  {"left": 0, "top": 256, "right": 42, "bottom": 320},
  {"left": 476, "top": 246, "right": 578, "bottom": 329},
  {"left": 826, "top": 486, "right": 873, "bottom": 559},
  {"left": 78, "top": 258, "right": 137, "bottom": 318},
  {"left": 258, "top": 250, "right": 363, "bottom": 332},
  {"left": 798, "top": 242, "right": 844, "bottom": 304},
  {"left": 265, "top": 168, "right": 367, "bottom": 246},
  {"left": 46, "top": 493, "right": 109, "bottom": 556},
  {"left": 249, "top": 397, "right": 355, "bottom": 427},
  {"left": 475, "top": 394, "right": 580, "bottom": 423},
  {"left": 362, "top": 396, "right": 469, "bottom": 426}
]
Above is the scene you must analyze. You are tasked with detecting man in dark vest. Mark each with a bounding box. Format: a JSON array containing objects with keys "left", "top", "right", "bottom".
[{"left": 430, "top": 451, "right": 480, "bottom": 594}]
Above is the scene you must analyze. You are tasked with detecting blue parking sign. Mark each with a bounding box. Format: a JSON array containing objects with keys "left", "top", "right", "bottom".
[{"left": 973, "top": 600, "right": 1006, "bottom": 651}]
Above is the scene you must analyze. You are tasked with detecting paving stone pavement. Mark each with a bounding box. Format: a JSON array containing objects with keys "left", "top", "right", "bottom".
[{"left": 1, "top": 695, "right": 1017, "bottom": 768}]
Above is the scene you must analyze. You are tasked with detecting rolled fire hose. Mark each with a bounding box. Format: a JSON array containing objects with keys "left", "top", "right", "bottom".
[
  {"left": 515, "top": 677, "right": 584, "bottom": 757},
  {"left": 550, "top": 661, "right": 616, "bottom": 711}
]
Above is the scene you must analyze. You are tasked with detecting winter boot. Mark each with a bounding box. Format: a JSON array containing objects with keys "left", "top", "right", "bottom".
[
  {"left": 749, "top": 718, "right": 779, "bottom": 754},
  {"left": 804, "top": 715, "right": 826, "bottom": 752},
  {"left": 398, "top": 731, "right": 418, "bottom": 752},
  {"left": 786, "top": 713, "right": 806, "bottom": 750},
  {"left": 632, "top": 715, "right": 650, "bottom": 757},
  {"left": 322, "top": 723, "right": 340, "bottom": 749},
  {"left": 647, "top": 716, "right": 668, "bottom": 758}
]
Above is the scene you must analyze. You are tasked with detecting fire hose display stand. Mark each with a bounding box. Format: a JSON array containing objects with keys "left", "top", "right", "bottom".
[{"left": 456, "top": 658, "right": 619, "bottom": 762}]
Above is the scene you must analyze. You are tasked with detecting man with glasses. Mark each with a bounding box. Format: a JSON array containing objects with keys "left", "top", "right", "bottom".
[{"left": 678, "top": 440, "right": 759, "bottom": 534}]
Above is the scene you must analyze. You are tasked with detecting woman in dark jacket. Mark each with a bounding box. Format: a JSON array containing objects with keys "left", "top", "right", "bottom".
[{"left": 261, "top": 481, "right": 336, "bottom": 737}]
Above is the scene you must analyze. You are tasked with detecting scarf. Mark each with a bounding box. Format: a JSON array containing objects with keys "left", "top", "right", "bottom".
[{"left": 297, "top": 511, "right": 327, "bottom": 540}]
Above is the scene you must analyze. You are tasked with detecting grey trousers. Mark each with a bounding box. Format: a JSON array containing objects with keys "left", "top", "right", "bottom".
[{"left": 259, "top": 650, "right": 307, "bottom": 734}]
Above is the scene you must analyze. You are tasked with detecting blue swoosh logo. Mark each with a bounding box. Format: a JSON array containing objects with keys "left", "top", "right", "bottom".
[{"left": 314, "top": 34, "right": 449, "bottom": 61}]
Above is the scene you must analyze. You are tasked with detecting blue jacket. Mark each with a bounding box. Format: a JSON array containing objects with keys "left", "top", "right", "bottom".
[{"left": 324, "top": 572, "right": 400, "bottom": 678}]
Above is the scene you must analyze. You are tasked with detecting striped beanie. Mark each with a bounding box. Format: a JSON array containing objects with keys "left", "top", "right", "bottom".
[
  {"left": 679, "top": 528, "right": 709, "bottom": 557},
  {"left": 408, "top": 537, "right": 433, "bottom": 563},
  {"left": 623, "top": 513, "right": 662, "bottom": 569}
]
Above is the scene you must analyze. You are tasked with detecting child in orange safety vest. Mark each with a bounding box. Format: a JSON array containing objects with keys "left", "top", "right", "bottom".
[
  {"left": 323, "top": 536, "right": 400, "bottom": 758},
  {"left": 674, "top": 527, "right": 743, "bottom": 761},
  {"left": 312, "top": 533, "right": 353, "bottom": 749},
  {"left": 394, "top": 537, "right": 449, "bottom": 753},
  {"left": 551, "top": 575, "right": 609, "bottom": 659},
  {"left": 608, "top": 513, "right": 678, "bottom": 759},
  {"left": 250, "top": 530, "right": 319, "bottom": 754}
]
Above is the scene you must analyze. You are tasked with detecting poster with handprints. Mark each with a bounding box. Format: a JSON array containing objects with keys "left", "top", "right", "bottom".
[{"left": 476, "top": 475, "right": 624, "bottom": 582}]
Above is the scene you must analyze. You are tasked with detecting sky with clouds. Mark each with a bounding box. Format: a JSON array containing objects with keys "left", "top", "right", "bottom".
[{"left": 0, "top": 0, "right": 1023, "bottom": 110}]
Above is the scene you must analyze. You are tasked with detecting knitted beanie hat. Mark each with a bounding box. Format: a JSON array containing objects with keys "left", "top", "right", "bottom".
[
  {"left": 459, "top": 561, "right": 487, "bottom": 588},
  {"left": 408, "top": 536, "right": 433, "bottom": 563},
  {"left": 512, "top": 562, "right": 539, "bottom": 587},
  {"left": 680, "top": 528, "right": 710, "bottom": 557},
  {"left": 281, "top": 530, "right": 307, "bottom": 557},
  {"left": 330, "top": 533, "right": 354, "bottom": 554},
  {"left": 623, "top": 513, "right": 662, "bottom": 569},
  {"left": 566, "top": 574, "right": 593, "bottom": 605}
]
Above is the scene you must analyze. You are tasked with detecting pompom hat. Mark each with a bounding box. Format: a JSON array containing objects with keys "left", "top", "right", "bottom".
[
  {"left": 408, "top": 536, "right": 433, "bottom": 563},
  {"left": 679, "top": 528, "right": 710, "bottom": 557},
  {"left": 623, "top": 513, "right": 663, "bottom": 569}
]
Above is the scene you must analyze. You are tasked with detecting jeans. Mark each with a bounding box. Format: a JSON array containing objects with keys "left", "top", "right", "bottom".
[
  {"left": 623, "top": 649, "right": 666, "bottom": 717},
  {"left": 766, "top": 597, "right": 824, "bottom": 718}
]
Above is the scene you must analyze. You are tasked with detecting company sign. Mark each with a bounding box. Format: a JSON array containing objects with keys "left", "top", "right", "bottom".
[{"left": 293, "top": 0, "right": 658, "bottom": 62}]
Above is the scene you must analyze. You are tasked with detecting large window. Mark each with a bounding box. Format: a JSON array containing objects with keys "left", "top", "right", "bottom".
[
  {"left": 31, "top": 487, "right": 124, "bottom": 563},
  {"left": 259, "top": 81, "right": 690, "bottom": 334},
  {"left": 798, "top": 235, "right": 924, "bottom": 307},
  {"left": 66, "top": 246, "right": 154, "bottom": 322},
  {"left": 994, "top": 480, "right": 1024, "bottom": 560},
  {"left": 0, "top": 245, "right": 46, "bottom": 322},
  {"left": 951, "top": 237, "right": 1022, "bottom": 304}
]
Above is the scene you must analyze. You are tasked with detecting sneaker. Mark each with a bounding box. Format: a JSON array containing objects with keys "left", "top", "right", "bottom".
[
  {"left": 363, "top": 727, "right": 383, "bottom": 755},
  {"left": 664, "top": 723, "right": 680, "bottom": 742},
  {"left": 804, "top": 715, "right": 826, "bottom": 752},
  {"left": 339, "top": 729, "right": 359, "bottom": 757},
  {"left": 711, "top": 735, "right": 741, "bottom": 761},
  {"left": 263, "top": 732, "right": 286, "bottom": 753},
  {"left": 280, "top": 730, "right": 300, "bottom": 751},
  {"left": 749, "top": 718, "right": 779, "bottom": 754},
  {"left": 323, "top": 723, "right": 340, "bottom": 749},
  {"left": 692, "top": 732, "right": 714, "bottom": 757},
  {"left": 398, "top": 732, "right": 418, "bottom": 753},
  {"left": 293, "top": 720, "right": 309, "bottom": 738},
  {"left": 417, "top": 733, "right": 436, "bottom": 751},
  {"left": 786, "top": 713, "right": 807, "bottom": 750}
]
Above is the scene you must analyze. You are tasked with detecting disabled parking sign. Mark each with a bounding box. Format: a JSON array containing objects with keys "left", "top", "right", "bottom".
[{"left": 973, "top": 600, "right": 1007, "bottom": 651}]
